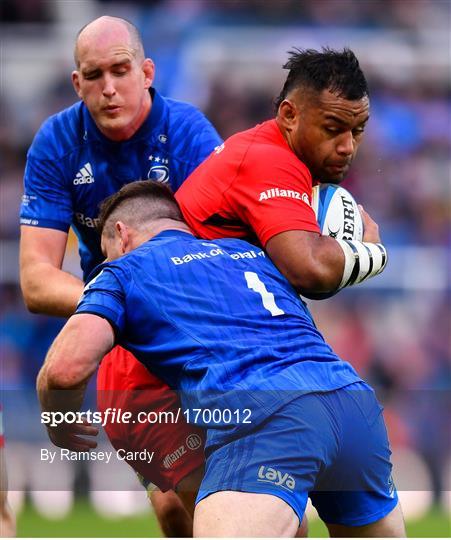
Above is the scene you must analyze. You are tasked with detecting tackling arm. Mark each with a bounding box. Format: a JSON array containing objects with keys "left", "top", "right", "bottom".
[
  {"left": 266, "top": 207, "right": 385, "bottom": 296},
  {"left": 37, "top": 314, "right": 114, "bottom": 450},
  {"left": 266, "top": 230, "right": 345, "bottom": 294},
  {"left": 20, "top": 226, "right": 84, "bottom": 316}
]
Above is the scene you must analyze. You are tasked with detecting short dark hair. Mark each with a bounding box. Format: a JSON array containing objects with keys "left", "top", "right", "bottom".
[
  {"left": 274, "top": 47, "right": 369, "bottom": 109},
  {"left": 97, "top": 181, "right": 183, "bottom": 236}
]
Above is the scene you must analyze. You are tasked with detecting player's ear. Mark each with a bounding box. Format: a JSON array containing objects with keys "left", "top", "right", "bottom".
[
  {"left": 115, "top": 221, "right": 129, "bottom": 254},
  {"left": 72, "top": 71, "right": 83, "bottom": 99},
  {"left": 277, "top": 99, "right": 298, "bottom": 130},
  {"left": 142, "top": 58, "right": 155, "bottom": 89}
]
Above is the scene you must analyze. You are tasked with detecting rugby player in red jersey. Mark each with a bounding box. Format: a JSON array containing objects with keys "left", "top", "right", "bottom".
[{"left": 177, "top": 48, "right": 386, "bottom": 297}]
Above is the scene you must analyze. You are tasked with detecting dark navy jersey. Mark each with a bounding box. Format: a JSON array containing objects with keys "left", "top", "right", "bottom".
[
  {"left": 76, "top": 231, "right": 362, "bottom": 439},
  {"left": 20, "top": 89, "right": 222, "bottom": 279}
]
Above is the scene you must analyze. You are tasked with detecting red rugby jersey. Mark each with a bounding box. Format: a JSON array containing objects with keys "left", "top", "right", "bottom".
[{"left": 176, "top": 119, "right": 319, "bottom": 246}]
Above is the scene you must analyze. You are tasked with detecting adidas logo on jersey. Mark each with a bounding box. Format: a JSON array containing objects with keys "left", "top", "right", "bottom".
[
  {"left": 73, "top": 163, "right": 94, "bottom": 185},
  {"left": 259, "top": 187, "right": 309, "bottom": 205}
]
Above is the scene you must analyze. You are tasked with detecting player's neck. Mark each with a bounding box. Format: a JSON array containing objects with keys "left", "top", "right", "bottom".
[
  {"left": 135, "top": 219, "right": 192, "bottom": 246},
  {"left": 275, "top": 117, "right": 295, "bottom": 154}
]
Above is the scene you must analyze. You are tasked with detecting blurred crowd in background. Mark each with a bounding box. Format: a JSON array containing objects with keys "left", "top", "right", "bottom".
[{"left": 1, "top": 0, "right": 449, "bottom": 520}]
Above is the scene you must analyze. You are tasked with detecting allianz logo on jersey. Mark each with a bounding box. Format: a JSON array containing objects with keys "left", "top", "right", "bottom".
[
  {"left": 257, "top": 466, "right": 296, "bottom": 491},
  {"left": 163, "top": 445, "right": 186, "bottom": 470},
  {"left": 73, "top": 163, "right": 95, "bottom": 185},
  {"left": 162, "top": 434, "right": 201, "bottom": 470},
  {"left": 259, "top": 187, "right": 309, "bottom": 205}
]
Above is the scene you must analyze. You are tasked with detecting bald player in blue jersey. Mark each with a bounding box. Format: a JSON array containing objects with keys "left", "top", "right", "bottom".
[
  {"left": 19, "top": 16, "right": 221, "bottom": 536},
  {"left": 37, "top": 181, "right": 405, "bottom": 538}
]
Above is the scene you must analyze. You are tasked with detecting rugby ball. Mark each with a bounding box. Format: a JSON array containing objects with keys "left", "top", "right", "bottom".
[{"left": 311, "top": 183, "right": 363, "bottom": 241}]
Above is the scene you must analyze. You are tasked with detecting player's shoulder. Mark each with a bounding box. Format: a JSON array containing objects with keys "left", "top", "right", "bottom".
[
  {"left": 28, "top": 101, "right": 85, "bottom": 160},
  {"left": 227, "top": 120, "right": 310, "bottom": 174},
  {"left": 85, "top": 259, "right": 129, "bottom": 290},
  {"left": 247, "top": 120, "right": 300, "bottom": 159},
  {"left": 163, "top": 96, "right": 212, "bottom": 129},
  {"left": 101, "top": 239, "right": 170, "bottom": 285}
]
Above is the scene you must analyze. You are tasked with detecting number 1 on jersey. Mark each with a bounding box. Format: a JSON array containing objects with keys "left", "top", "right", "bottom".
[{"left": 244, "top": 272, "right": 284, "bottom": 317}]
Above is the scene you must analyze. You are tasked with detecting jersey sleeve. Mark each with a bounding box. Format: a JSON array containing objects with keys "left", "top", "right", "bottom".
[
  {"left": 75, "top": 265, "right": 127, "bottom": 336},
  {"left": 20, "top": 124, "right": 73, "bottom": 232},
  {"left": 229, "top": 145, "right": 320, "bottom": 246}
]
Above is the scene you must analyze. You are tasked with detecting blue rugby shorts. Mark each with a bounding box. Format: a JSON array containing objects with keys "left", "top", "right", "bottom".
[{"left": 196, "top": 381, "right": 398, "bottom": 527}]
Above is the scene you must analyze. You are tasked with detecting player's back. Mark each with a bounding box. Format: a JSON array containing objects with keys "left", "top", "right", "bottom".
[{"left": 79, "top": 231, "right": 361, "bottom": 431}]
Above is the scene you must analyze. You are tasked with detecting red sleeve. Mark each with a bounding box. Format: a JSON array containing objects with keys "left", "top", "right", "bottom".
[{"left": 226, "top": 144, "right": 320, "bottom": 246}]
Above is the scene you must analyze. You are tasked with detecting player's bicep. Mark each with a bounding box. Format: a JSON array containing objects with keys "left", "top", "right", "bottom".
[
  {"left": 19, "top": 226, "right": 85, "bottom": 316},
  {"left": 266, "top": 230, "right": 319, "bottom": 283},
  {"left": 266, "top": 230, "right": 343, "bottom": 293},
  {"left": 19, "top": 226, "right": 69, "bottom": 300},
  {"left": 20, "top": 226, "right": 68, "bottom": 270}
]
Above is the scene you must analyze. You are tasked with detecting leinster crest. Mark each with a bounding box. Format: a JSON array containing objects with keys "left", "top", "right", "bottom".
[{"left": 148, "top": 155, "right": 169, "bottom": 183}]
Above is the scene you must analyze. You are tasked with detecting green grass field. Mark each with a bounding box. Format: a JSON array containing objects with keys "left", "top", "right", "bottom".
[{"left": 16, "top": 500, "right": 450, "bottom": 537}]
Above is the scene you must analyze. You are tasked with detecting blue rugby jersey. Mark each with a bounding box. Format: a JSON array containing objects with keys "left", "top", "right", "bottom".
[
  {"left": 76, "top": 231, "right": 362, "bottom": 440},
  {"left": 20, "top": 89, "right": 222, "bottom": 279}
]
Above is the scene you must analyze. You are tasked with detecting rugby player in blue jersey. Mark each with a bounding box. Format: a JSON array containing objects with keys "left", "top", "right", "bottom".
[
  {"left": 19, "top": 16, "right": 221, "bottom": 536},
  {"left": 37, "top": 181, "right": 406, "bottom": 537}
]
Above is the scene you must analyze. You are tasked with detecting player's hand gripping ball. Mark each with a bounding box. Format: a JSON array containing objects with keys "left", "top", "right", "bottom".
[
  {"left": 311, "top": 183, "right": 363, "bottom": 241},
  {"left": 304, "top": 184, "right": 363, "bottom": 301}
]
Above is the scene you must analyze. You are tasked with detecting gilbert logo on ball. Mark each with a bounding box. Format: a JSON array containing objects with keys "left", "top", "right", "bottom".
[{"left": 311, "top": 183, "right": 363, "bottom": 241}]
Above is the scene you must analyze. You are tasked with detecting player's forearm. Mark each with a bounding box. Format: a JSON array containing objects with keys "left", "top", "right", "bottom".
[
  {"left": 37, "top": 315, "right": 111, "bottom": 451},
  {"left": 21, "top": 263, "right": 84, "bottom": 317},
  {"left": 266, "top": 231, "right": 387, "bottom": 295},
  {"left": 37, "top": 333, "right": 92, "bottom": 416},
  {"left": 302, "top": 235, "right": 347, "bottom": 292},
  {"left": 38, "top": 314, "right": 114, "bottom": 412},
  {"left": 37, "top": 359, "right": 92, "bottom": 453},
  {"left": 37, "top": 362, "right": 87, "bottom": 414}
]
